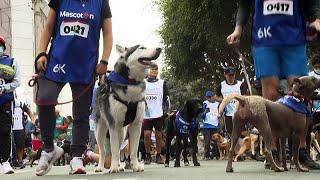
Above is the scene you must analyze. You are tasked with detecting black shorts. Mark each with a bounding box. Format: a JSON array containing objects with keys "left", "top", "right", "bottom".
[
  {"left": 143, "top": 117, "right": 164, "bottom": 131},
  {"left": 13, "top": 130, "right": 26, "bottom": 149}
]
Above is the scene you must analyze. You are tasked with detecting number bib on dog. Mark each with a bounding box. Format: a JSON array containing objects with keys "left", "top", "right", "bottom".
[
  {"left": 252, "top": 0, "right": 305, "bottom": 47},
  {"left": 46, "top": 0, "right": 103, "bottom": 84}
]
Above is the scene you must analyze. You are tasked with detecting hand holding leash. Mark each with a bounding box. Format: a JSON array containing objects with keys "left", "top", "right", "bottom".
[
  {"left": 226, "top": 26, "right": 242, "bottom": 45},
  {"left": 36, "top": 55, "right": 48, "bottom": 72},
  {"left": 96, "top": 60, "right": 108, "bottom": 75}
]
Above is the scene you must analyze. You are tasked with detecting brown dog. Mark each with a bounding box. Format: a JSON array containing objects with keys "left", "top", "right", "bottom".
[
  {"left": 211, "top": 133, "right": 230, "bottom": 160},
  {"left": 219, "top": 76, "right": 320, "bottom": 173}
]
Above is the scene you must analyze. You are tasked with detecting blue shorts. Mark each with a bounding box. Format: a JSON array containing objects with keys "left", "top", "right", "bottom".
[{"left": 252, "top": 45, "right": 308, "bottom": 79}]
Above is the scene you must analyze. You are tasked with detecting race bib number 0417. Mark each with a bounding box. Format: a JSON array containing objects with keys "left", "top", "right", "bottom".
[
  {"left": 60, "top": 21, "right": 89, "bottom": 38},
  {"left": 263, "top": 0, "right": 293, "bottom": 16}
]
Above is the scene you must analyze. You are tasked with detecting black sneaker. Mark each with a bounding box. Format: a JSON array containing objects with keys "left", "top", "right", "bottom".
[
  {"left": 144, "top": 153, "right": 152, "bottom": 165},
  {"left": 301, "top": 154, "right": 320, "bottom": 170}
]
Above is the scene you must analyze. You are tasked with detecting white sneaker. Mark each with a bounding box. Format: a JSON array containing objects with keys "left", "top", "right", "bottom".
[
  {"left": 35, "top": 145, "right": 64, "bottom": 176},
  {"left": 2, "top": 161, "right": 14, "bottom": 174},
  {"left": 69, "top": 157, "right": 86, "bottom": 175}
]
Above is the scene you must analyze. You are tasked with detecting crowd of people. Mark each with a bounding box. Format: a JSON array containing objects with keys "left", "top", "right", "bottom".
[{"left": 1, "top": 0, "right": 320, "bottom": 177}]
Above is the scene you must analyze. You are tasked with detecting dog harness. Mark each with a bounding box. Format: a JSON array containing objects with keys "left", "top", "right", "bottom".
[
  {"left": 175, "top": 112, "right": 198, "bottom": 138},
  {"left": 106, "top": 71, "right": 144, "bottom": 127},
  {"left": 277, "top": 95, "right": 311, "bottom": 117}
]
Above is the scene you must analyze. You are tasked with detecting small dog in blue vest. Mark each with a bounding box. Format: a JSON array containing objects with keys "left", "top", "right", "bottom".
[{"left": 165, "top": 99, "right": 205, "bottom": 167}]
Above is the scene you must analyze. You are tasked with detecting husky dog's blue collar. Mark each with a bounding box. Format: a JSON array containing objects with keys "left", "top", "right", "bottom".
[{"left": 108, "top": 71, "right": 140, "bottom": 85}]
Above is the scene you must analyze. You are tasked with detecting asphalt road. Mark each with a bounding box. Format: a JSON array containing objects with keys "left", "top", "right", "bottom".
[{"left": 3, "top": 160, "right": 320, "bottom": 180}]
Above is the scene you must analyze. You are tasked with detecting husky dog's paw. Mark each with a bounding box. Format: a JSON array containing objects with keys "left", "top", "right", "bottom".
[
  {"left": 109, "top": 165, "right": 121, "bottom": 173},
  {"left": 94, "top": 167, "right": 104, "bottom": 173},
  {"left": 132, "top": 163, "right": 144, "bottom": 172},
  {"left": 119, "top": 166, "right": 125, "bottom": 172}
]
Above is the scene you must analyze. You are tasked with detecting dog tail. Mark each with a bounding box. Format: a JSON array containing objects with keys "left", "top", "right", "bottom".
[{"left": 218, "top": 93, "right": 246, "bottom": 117}]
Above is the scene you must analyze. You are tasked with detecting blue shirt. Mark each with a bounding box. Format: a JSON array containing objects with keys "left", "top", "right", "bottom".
[
  {"left": 46, "top": 0, "right": 103, "bottom": 84},
  {"left": 252, "top": 0, "right": 305, "bottom": 46}
]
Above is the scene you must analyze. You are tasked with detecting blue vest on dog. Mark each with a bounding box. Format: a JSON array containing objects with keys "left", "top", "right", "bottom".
[
  {"left": 0, "top": 55, "right": 14, "bottom": 105},
  {"left": 46, "top": 0, "right": 103, "bottom": 84},
  {"left": 176, "top": 112, "right": 198, "bottom": 137},
  {"left": 252, "top": 0, "right": 305, "bottom": 46},
  {"left": 277, "top": 95, "right": 311, "bottom": 117}
]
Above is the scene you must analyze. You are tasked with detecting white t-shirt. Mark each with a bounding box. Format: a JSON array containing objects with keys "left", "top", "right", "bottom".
[
  {"left": 221, "top": 80, "right": 242, "bottom": 116},
  {"left": 144, "top": 79, "right": 164, "bottom": 119},
  {"left": 203, "top": 100, "right": 219, "bottom": 126},
  {"left": 12, "top": 99, "right": 30, "bottom": 130}
]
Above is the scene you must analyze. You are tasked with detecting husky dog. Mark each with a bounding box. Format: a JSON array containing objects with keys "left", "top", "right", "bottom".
[{"left": 94, "top": 45, "right": 161, "bottom": 173}]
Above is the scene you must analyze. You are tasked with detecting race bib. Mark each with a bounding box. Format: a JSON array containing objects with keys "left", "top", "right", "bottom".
[
  {"left": 145, "top": 94, "right": 158, "bottom": 101},
  {"left": 263, "top": 0, "right": 293, "bottom": 16},
  {"left": 60, "top": 21, "right": 89, "bottom": 38}
]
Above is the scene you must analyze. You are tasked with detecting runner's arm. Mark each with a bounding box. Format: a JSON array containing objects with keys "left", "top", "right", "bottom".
[
  {"left": 235, "top": 0, "right": 252, "bottom": 27},
  {"left": 38, "top": 7, "right": 56, "bottom": 54}
]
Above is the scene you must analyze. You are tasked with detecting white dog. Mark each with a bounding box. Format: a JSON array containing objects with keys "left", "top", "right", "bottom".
[{"left": 94, "top": 45, "right": 161, "bottom": 173}]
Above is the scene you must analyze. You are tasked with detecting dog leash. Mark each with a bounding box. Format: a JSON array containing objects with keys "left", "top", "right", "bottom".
[
  {"left": 28, "top": 73, "right": 96, "bottom": 106},
  {"left": 234, "top": 47, "right": 253, "bottom": 95}
]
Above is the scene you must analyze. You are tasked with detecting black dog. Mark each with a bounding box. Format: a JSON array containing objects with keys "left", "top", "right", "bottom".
[{"left": 165, "top": 99, "right": 204, "bottom": 167}]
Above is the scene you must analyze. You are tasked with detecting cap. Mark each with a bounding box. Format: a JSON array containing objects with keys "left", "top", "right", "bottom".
[
  {"left": 205, "top": 91, "right": 214, "bottom": 97},
  {"left": 0, "top": 36, "right": 6, "bottom": 50},
  {"left": 224, "top": 66, "right": 236, "bottom": 74}
]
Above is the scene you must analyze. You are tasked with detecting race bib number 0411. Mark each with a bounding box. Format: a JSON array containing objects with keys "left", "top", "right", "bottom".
[
  {"left": 60, "top": 21, "right": 89, "bottom": 38},
  {"left": 263, "top": 0, "right": 293, "bottom": 16}
]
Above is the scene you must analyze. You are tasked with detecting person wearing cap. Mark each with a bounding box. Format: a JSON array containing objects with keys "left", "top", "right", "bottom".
[
  {"left": 201, "top": 90, "right": 220, "bottom": 160},
  {"left": 0, "top": 36, "right": 20, "bottom": 174},
  {"left": 143, "top": 64, "right": 169, "bottom": 164},
  {"left": 214, "top": 66, "right": 246, "bottom": 135},
  {"left": 34, "top": 0, "right": 113, "bottom": 175}
]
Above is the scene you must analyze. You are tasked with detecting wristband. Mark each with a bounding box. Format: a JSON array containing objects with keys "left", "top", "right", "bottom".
[
  {"left": 35, "top": 52, "right": 48, "bottom": 62},
  {"left": 100, "top": 60, "right": 108, "bottom": 66}
]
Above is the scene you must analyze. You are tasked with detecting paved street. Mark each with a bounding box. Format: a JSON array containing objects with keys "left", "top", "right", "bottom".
[{"left": 3, "top": 160, "right": 320, "bottom": 180}]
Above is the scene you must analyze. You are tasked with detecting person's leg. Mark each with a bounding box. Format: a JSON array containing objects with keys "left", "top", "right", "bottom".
[
  {"left": 69, "top": 83, "right": 93, "bottom": 174},
  {"left": 202, "top": 128, "right": 211, "bottom": 160},
  {"left": 252, "top": 46, "right": 281, "bottom": 101},
  {"left": 225, "top": 116, "right": 233, "bottom": 135},
  {"left": 143, "top": 120, "right": 153, "bottom": 164},
  {"left": 154, "top": 118, "right": 164, "bottom": 164},
  {"left": 0, "top": 103, "right": 14, "bottom": 174},
  {"left": 88, "top": 130, "right": 96, "bottom": 151},
  {"left": 36, "top": 75, "right": 65, "bottom": 176}
]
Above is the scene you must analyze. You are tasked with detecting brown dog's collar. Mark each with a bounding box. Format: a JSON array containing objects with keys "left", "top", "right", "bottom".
[{"left": 287, "top": 91, "right": 310, "bottom": 103}]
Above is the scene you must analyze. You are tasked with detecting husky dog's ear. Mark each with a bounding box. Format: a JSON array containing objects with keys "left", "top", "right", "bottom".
[{"left": 116, "top": 45, "right": 126, "bottom": 54}]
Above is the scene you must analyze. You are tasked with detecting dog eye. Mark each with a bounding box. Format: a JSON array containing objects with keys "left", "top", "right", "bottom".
[{"left": 139, "top": 47, "right": 146, "bottom": 50}]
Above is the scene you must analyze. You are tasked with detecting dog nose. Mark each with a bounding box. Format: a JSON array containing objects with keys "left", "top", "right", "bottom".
[{"left": 156, "top": 48, "right": 162, "bottom": 52}]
